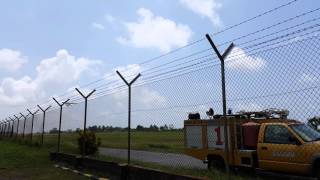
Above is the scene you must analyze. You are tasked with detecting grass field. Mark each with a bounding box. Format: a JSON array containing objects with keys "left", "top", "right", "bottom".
[
  {"left": 0, "top": 139, "right": 87, "bottom": 180},
  {"left": 1, "top": 133, "right": 264, "bottom": 180},
  {"left": 27, "top": 131, "right": 184, "bottom": 154},
  {"left": 97, "top": 131, "right": 184, "bottom": 153}
]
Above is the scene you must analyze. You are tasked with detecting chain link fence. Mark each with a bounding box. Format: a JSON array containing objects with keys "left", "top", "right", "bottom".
[{"left": 1, "top": 7, "right": 320, "bottom": 179}]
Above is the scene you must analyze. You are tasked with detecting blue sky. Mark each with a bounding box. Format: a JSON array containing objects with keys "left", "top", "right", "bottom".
[
  {"left": 0, "top": 0, "right": 320, "bottom": 128},
  {"left": 1, "top": 0, "right": 316, "bottom": 70}
]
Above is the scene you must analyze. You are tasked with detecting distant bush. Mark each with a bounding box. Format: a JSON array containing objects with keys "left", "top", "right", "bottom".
[
  {"left": 49, "top": 128, "right": 59, "bottom": 134},
  {"left": 77, "top": 131, "right": 101, "bottom": 155}
]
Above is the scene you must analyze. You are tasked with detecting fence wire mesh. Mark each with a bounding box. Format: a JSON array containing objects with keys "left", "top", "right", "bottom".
[{"left": 1, "top": 9, "right": 320, "bottom": 179}]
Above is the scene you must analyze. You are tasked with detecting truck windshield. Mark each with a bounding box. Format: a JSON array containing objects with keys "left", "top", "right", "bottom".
[{"left": 290, "top": 124, "right": 320, "bottom": 142}]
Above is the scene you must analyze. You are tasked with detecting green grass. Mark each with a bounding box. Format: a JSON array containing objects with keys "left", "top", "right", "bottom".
[
  {"left": 0, "top": 139, "right": 87, "bottom": 180},
  {"left": 30, "top": 131, "right": 184, "bottom": 154},
  {"left": 97, "top": 131, "right": 184, "bottom": 153},
  {"left": 1, "top": 132, "right": 264, "bottom": 180}
]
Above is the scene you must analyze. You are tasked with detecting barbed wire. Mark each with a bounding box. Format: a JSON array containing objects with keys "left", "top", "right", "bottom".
[
  {"left": 67, "top": 9, "right": 320, "bottom": 101},
  {"left": 4, "top": 0, "right": 313, "bottom": 120},
  {"left": 76, "top": 25, "right": 320, "bottom": 98},
  {"left": 82, "top": 32, "right": 320, "bottom": 103},
  {"left": 18, "top": 29, "right": 320, "bottom": 115},
  {"left": 18, "top": 0, "right": 302, "bottom": 111},
  {"left": 217, "top": 7, "right": 320, "bottom": 47}
]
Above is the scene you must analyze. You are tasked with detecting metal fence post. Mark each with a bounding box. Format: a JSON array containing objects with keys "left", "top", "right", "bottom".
[
  {"left": 206, "top": 34, "right": 234, "bottom": 174},
  {"left": 6, "top": 119, "right": 10, "bottom": 137},
  {"left": 75, "top": 88, "right": 96, "bottom": 156},
  {"left": 4, "top": 120, "right": 8, "bottom": 137},
  {"left": 9, "top": 117, "right": 15, "bottom": 138},
  {"left": 2, "top": 121, "right": 4, "bottom": 137},
  {"left": 0, "top": 121, "right": 3, "bottom": 137},
  {"left": 1, "top": 121, "right": 4, "bottom": 137},
  {"left": 1, "top": 122, "right": 3, "bottom": 137},
  {"left": 53, "top": 98, "right": 70, "bottom": 152},
  {"left": 14, "top": 115, "right": 23, "bottom": 138},
  {"left": 37, "top": 105, "right": 52, "bottom": 146},
  {"left": 2, "top": 121, "right": 5, "bottom": 137},
  {"left": 116, "top": 70, "right": 141, "bottom": 165},
  {"left": 27, "top": 109, "right": 40, "bottom": 144},
  {"left": 4, "top": 120, "right": 7, "bottom": 137},
  {"left": 20, "top": 112, "right": 29, "bottom": 140}
]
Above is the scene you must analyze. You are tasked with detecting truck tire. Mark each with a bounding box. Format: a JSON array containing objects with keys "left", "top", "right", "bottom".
[
  {"left": 208, "top": 156, "right": 225, "bottom": 171},
  {"left": 313, "top": 160, "right": 320, "bottom": 179}
]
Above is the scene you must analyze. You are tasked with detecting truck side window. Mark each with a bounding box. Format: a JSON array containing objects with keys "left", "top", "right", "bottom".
[{"left": 264, "top": 125, "right": 293, "bottom": 144}]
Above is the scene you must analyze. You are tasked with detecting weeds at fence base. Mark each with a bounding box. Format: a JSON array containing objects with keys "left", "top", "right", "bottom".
[
  {"left": 0, "top": 141, "right": 86, "bottom": 180},
  {"left": 77, "top": 131, "right": 101, "bottom": 156}
]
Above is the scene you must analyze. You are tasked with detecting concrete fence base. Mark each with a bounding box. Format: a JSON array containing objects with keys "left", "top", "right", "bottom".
[{"left": 50, "top": 152, "right": 205, "bottom": 180}]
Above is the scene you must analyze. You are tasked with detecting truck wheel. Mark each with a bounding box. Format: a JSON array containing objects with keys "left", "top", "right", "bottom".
[
  {"left": 208, "top": 158, "right": 225, "bottom": 171},
  {"left": 313, "top": 161, "right": 320, "bottom": 178},
  {"left": 208, "top": 159, "right": 214, "bottom": 170}
]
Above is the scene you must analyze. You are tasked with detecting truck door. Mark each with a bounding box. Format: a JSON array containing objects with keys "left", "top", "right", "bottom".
[{"left": 257, "top": 124, "right": 307, "bottom": 174}]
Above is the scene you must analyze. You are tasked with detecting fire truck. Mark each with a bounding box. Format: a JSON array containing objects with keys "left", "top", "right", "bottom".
[{"left": 184, "top": 109, "right": 320, "bottom": 178}]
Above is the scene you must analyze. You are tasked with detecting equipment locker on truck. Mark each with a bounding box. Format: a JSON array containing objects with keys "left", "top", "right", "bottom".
[{"left": 184, "top": 109, "right": 320, "bottom": 178}]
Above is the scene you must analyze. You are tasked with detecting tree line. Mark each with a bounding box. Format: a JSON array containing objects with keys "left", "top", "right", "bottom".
[
  {"left": 49, "top": 124, "right": 181, "bottom": 133},
  {"left": 48, "top": 116, "right": 320, "bottom": 134}
]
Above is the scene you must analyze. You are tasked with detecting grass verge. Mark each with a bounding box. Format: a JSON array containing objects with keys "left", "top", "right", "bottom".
[
  {"left": 30, "top": 131, "right": 184, "bottom": 154},
  {"left": 0, "top": 137, "right": 264, "bottom": 180},
  {"left": 0, "top": 139, "right": 87, "bottom": 180}
]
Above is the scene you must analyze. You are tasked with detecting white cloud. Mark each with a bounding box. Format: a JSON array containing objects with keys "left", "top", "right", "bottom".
[
  {"left": 298, "top": 73, "right": 319, "bottom": 83},
  {"left": 92, "top": 22, "right": 105, "bottom": 30},
  {"left": 180, "top": 0, "right": 222, "bottom": 26},
  {"left": 226, "top": 47, "right": 266, "bottom": 71},
  {"left": 0, "top": 49, "right": 28, "bottom": 71},
  {"left": 0, "top": 76, "right": 38, "bottom": 106},
  {"left": 111, "top": 86, "right": 167, "bottom": 110},
  {"left": 35, "top": 49, "right": 100, "bottom": 85},
  {"left": 0, "top": 49, "right": 102, "bottom": 106},
  {"left": 136, "top": 88, "right": 167, "bottom": 106},
  {"left": 105, "top": 15, "right": 115, "bottom": 23},
  {"left": 103, "top": 64, "right": 143, "bottom": 92},
  {"left": 106, "top": 64, "right": 142, "bottom": 80},
  {"left": 102, "top": 63, "right": 166, "bottom": 109},
  {"left": 118, "top": 8, "right": 193, "bottom": 53}
]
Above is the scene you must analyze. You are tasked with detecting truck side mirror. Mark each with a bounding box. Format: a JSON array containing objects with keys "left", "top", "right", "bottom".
[{"left": 289, "top": 136, "right": 301, "bottom": 145}]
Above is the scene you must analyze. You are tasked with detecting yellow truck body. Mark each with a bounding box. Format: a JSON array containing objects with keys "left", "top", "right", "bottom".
[{"left": 184, "top": 115, "right": 320, "bottom": 177}]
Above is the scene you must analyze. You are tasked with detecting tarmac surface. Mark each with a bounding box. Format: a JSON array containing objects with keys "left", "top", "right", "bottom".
[{"left": 99, "top": 147, "right": 207, "bottom": 169}]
